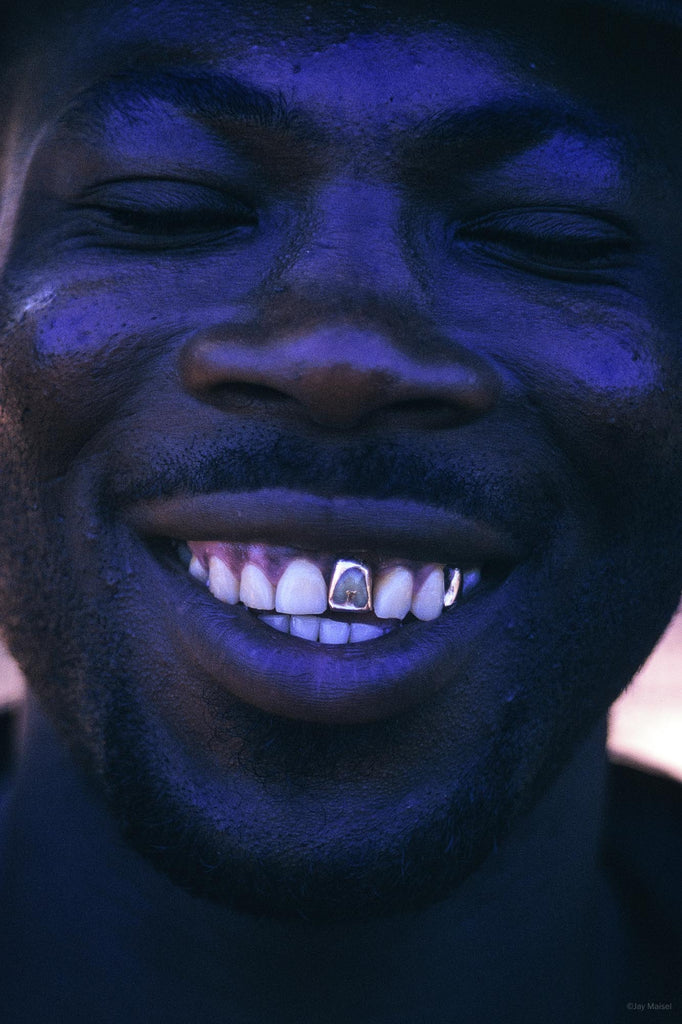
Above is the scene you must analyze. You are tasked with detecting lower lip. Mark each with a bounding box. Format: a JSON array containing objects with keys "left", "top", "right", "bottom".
[{"left": 141, "top": 539, "right": 509, "bottom": 724}]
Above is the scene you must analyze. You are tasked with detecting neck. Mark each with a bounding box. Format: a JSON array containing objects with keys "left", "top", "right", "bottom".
[{"left": 1, "top": 696, "right": 622, "bottom": 1023}]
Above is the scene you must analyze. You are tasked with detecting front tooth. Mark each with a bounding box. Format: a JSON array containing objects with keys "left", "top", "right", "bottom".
[
  {"left": 189, "top": 554, "right": 209, "bottom": 584},
  {"left": 411, "top": 565, "right": 445, "bottom": 621},
  {"left": 290, "top": 615, "right": 321, "bottom": 641},
  {"left": 373, "top": 567, "right": 413, "bottom": 620},
  {"left": 208, "top": 556, "right": 239, "bottom": 603},
  {"left": 260, "top": 614, "right": 290, "bottom": 634},
  {"left": 275, "top": 559, "right": 327, "bottom": 615},
  {"left": 240, "top": 563, "right": 275, "bottom": 610},
  {"left": 319, "top": 619, "right": 351, "bottom": 644},
  {"left": 349, "top": 622, "right": 385, "bottom": 642}
]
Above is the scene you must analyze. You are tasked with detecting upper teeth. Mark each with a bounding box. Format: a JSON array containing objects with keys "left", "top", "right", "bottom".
[{"left": 184, "top": 543, "right": 481, "bottom": 644}]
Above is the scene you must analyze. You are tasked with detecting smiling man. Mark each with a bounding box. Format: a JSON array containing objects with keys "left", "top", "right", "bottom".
[{"left": 0, "top": 0, "right": 681, "bottom": 1020}]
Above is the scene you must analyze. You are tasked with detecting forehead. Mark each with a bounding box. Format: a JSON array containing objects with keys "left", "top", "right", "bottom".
[
  {"left": 18, "top": 1, "right": 515, "bottom": 107},
  {"left": 6, "top": 0, "right": 678, "bottom": 141}
]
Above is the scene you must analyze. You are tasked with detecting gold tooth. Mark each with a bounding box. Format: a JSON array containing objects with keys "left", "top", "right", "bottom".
[{"left": 328, "top": 559, "right": 373, "bottom": 612}]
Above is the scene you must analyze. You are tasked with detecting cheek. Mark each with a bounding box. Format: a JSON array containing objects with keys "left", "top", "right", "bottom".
[
  {"left": 0, "top": 293, "right": 157, "bottom": 476},
  {"left": 0, "top": 251, "right": 269, "bottom": 465},
  {"left": 515, "top": 315, "right": 682, "bottom": 501},
  {"left": 433, "top": 269, "right": 681, "bottom": 496},
  {"left": 509, "top": 289, "right": 669, "bottom": 395},
  {"left": 436, "top": 264, "right": 665, "bottom": 392},
  {"left": 5, "top": 197, "right": 278, "bottom": 355}
]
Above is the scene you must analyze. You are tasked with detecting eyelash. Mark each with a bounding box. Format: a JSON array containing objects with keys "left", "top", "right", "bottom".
[
  {"left": 450, "top": 208, "right": 634, "bottom": 276},
  {"left": 76, "top": 179, "right": 258, "bottom": 247}
]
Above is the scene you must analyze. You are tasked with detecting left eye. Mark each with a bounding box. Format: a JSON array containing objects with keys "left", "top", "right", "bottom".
[
  {"left": 451, "top": 208, "right": 633, "bottom": 274},
  {"left": 76, "top": 179, "right": 258, "bottom": 244}
]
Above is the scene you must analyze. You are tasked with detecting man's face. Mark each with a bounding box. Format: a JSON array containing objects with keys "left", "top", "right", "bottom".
[{"left": 1, "top": 0, "right": 681, "bottom": 918}]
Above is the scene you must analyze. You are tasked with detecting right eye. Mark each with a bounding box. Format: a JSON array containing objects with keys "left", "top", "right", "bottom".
[{"left": 76, "top": 178, "right": 258, "bottom": 248}]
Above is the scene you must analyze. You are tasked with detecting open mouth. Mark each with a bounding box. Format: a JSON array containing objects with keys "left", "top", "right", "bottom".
[
  {"left": 177, "top": 539, "right": 483, "bottom": 645},
  {"left": 128, "top": 489, "right": 521, "bottom": 723}
]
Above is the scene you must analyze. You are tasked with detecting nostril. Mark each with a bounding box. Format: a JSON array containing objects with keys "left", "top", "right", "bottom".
[
  {"left": 203, "top": 382, "right": 290, "bottom": 411},
  {"left": 376, "top": 398, "right": 481, "bottom": 429}
]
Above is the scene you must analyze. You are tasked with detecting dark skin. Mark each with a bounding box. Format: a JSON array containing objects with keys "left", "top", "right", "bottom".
[{"left": 0, "top": 0, "right": 681, "bottom": 1020}]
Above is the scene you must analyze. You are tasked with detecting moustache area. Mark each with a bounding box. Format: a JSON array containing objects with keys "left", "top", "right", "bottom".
[{"left": 96, "top": 419, "right": 567, "bottom": 550}]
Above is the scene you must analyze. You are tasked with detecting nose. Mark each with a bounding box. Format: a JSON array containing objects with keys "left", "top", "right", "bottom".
[
  {"left": 181, "top": 177, "right": 501, "bottom": 430},
  {"left": 181, "top": 320, "right": 500, "bottom": 430}
]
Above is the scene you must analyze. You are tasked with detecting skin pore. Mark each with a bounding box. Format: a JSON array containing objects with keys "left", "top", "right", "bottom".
[{"left": 0, "top": 0, "right": 681, "bottom": 1020}]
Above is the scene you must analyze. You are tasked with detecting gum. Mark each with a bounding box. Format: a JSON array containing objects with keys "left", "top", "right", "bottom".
[{"left": 187, "top": 540, "right": 445, "bottom": 590}]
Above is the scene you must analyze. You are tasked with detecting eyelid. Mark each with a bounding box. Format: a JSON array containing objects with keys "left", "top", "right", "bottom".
[
  {"left": 77, "top": 176, "right": 251, "bottom": 209},
  {"left": 70, "top": 175, "right": 259, "bottom": 250},
  {"left": 453, "top": 206, "right": 633, "bottom": 240},
  {"left": 449, "top": 205, "right": 636, "bottom": 276}
]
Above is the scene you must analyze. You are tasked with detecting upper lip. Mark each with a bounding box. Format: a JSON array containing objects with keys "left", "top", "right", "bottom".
[{"left": 125, "top": 487, "right": 524, "bottom": 566}]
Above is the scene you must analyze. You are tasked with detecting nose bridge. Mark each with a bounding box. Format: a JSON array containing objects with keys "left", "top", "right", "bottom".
[{"left": 281, "top": 176, "right": 419, "bottom": 298}]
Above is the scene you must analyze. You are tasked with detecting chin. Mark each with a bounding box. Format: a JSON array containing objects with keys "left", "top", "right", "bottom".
[{"left": 99, "top": 698, "right": 516, "bottom": 922}]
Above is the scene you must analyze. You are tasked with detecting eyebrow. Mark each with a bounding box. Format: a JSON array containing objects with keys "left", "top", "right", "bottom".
[
  {"left": 408, "top": 99, "right": 626, "bottom": 174},
  {"left": 60, "top": 69, "right": 298, "bottom": 136}
]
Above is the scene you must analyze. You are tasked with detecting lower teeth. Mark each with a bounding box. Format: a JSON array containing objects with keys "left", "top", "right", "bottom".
[{"left": 259, "top": 613, "right": 391, "bottom": 644}]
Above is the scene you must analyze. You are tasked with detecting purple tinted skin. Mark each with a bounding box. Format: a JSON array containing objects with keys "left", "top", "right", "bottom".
[{"left": 0, "top": 0, "right": 681, "bottom": 1019}]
